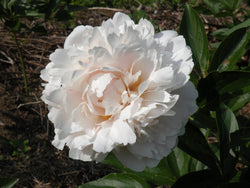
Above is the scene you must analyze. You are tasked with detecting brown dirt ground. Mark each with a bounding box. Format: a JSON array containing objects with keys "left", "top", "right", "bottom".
[{"left": 0, "top": 4, "right": 249, "bottom": 188}]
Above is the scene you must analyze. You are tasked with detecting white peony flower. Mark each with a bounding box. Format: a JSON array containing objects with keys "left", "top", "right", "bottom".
[{"left": 41, "top": 12, "right": 198, "bottom": 171}]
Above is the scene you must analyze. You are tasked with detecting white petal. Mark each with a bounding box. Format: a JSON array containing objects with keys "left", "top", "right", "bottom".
[
  {"left": 110, "top": 119, "right": 136, "bottom": 145},
  {"left": 154, "top": 30, "right": 178, "bottom": 47},
  {"left": 114, "top": 147, "right": 147, "bottom": 171},
  {"left": 93, "top": 125, "right": 114, "bottom": 153},
  {"left": 64, "top": 25, "right": 93, "bottom": 49}
]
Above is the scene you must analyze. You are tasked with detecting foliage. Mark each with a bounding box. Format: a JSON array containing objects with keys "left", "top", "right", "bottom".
[
  {"left": 0, "top": 177, "right": 19, "bottom": 188},
  {"left": 9, "top": 139, "right": 29, "bottom": 160}
]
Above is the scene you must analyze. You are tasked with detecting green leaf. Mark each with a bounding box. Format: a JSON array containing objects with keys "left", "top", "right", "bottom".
[
  {"left": 102, "top": 147, "right": 206, "bottom": 186},
  {"left": 0, "top": 177, "right": 19, "bottom": 188},
  {"left": 180, "top": 4, "right": 209, "bottom": 77},
  {"left": 197, "top": 71, "right": 250, "bottom": 110},
  {"left": 227, "top": 93, "right": 250, "bottom": 112},
  {"left": 209, "top": 27, "right": 250, "bottom": 72},
  {"left": 102, "top": 153, "right": 177, "bottom": 186},
  {"left": 190, "top": 107, "right": 217, "bottom": 130},
  {"left": 230, "top": 128, "right": 250, "bottom": 148},
  {"left": 201, "top": 0, "right": 222, "bottom": 14},
  {"left": 221, "top": 182, "right": 250, "bottom": 188},
  {"left": 171, "top": 169, "right": 223, "bottom": 188},
  {"left": 212, "top": 19, "right": 250, "bottom": 41},
  {"left": 216, "top": 103, "right": 239, "bottom": 166},
  {"left": 178, "top": 123, "right": 220, "bottom": 170},
  {"left": 78, "top": 173, "right": 150, "bottom": 188}
]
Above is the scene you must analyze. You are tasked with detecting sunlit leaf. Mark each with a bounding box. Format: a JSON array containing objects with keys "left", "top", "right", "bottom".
[
  {"left": 180, "top": 4, "right": 209, "bottom": 77},
  {"left": 209, "top": 27, "right": 250, "bottom": 72},
  {"left": 0, "top": 177, "right": 19, "bottom": 188}
]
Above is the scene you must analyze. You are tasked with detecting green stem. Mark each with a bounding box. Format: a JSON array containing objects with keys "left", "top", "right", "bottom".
[{"left": 13, "top": 33, "right": 29, "bottom": 95}]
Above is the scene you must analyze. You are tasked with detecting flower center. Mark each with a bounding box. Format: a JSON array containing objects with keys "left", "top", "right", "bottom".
[{"left": 86, "top": 72, "right": 129, "bottom": 117}]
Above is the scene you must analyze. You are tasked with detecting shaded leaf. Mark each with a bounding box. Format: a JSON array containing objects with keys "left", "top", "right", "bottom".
[
  {"left": 102, "top": 153, "right": 177, "bottom": 186},
  {"left": 190, "top": 107, "right": 217, "bottom": 130},
  {"left": 178, "top": 123, "right": 220, "bottom": 169},
  {"left": 78, "top": 173, "right": 150, "bottom": 188},
  {"left": 231, "top": 128, "right": 250, "bottom": 148},
  {"left": 201, "top": 0, "right": 222, "bottom": 14},
  {"left": 216, "top": 103, "right": 239, "bottom": 168},
  {"left": 180, "top": 4, "right": 209, "bottom": 77},
  {"left": 102, "top": 147, "right": 206, "bottom": 186},
  {"left": 172, "top": 169, "right": 222, "bottom": 188},
  {"left": 197, "top": 71, "right": 250, "bottom": 110}
]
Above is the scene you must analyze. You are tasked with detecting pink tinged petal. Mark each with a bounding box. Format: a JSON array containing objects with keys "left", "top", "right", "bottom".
[
  {"left": 143, "top": 90, "right": 171, "bottom": 103},
  {"left": 154, "top": 30, "right": 178, "bottom": 47},
  {"left": 90, "top": 73, "right": 114, "bottom": 98},
  {"left": 120, "top": 98, "right": 143, "bottom": 120},
  {"left": 132, "top": 58, "right": 155, "bottom": 82}
]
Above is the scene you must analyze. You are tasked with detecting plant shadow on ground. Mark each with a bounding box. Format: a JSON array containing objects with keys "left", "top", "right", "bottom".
[{"left": 0, "top": 4, "right": 249, "bottom": 188}]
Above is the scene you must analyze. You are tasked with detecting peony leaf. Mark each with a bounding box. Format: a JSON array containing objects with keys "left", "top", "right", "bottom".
[
  {"left": 230, "top": 128, "right": 250, "bottom": 148},
  {"left": 201, "top": 0, "right": 222, "bottom": 14},
  {"left": 171, "top": 169, "right": 223, "bottom": 188},
  {"left": 180, "top": 4, "right": 209, "bottom": 77},
  {"left": 209, "top": 27, "right": 250, "bottom": 72},
  {"left": 102, "top": 153, "right": 177, "bottom": 186},
  {"left": 78, "top": 173, "right": 150, "bottom": 188},
  {"left": 190, "top": 107, "right": 217, "bottom": 130},
  {"left": 102, "top": 148, "right": 206, "bottom": 186},
  {"left": 197, "top": 71, "right": 250, "bottom": 111},
  {"left": 212, "top": 19, "right": 250, "bottom": 40},
  {"left": 216, "top": 103, "right": 239, "bottom": 171},
  {"left": 178, "top": 123, "right": 220, "bottom": 170},
  {"left": 227, "top": 93, "right": 250, "bottom": 112},
  {"left": 0, "top": 177, "right": 19, "bottom": 188}
]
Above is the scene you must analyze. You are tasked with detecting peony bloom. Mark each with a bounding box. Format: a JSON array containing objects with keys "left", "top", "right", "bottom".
[{"left": 41, "top": 12, "right": 198, "bottom": 171}]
